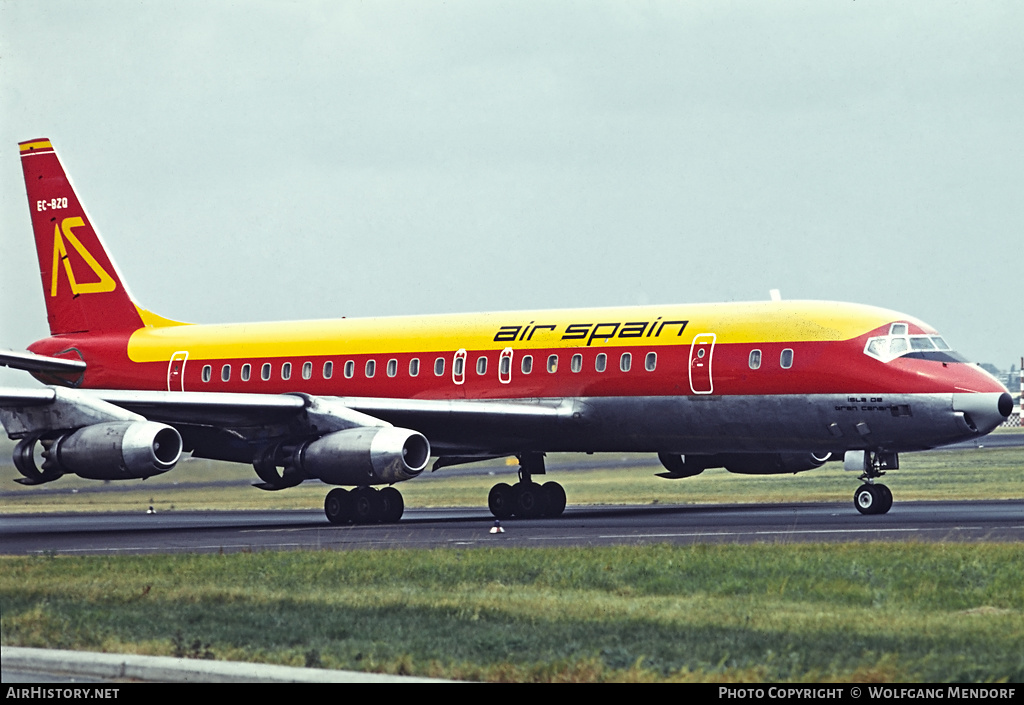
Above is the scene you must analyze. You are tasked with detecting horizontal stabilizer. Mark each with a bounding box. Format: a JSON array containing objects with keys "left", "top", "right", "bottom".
[{"left": 0, "top": 349, "right": 87, "bottom": 375}]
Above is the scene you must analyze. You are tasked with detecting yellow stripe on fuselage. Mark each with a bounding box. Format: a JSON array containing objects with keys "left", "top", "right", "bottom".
[{"left": 126, "top": 300, "right": 917, "bottom": 363}]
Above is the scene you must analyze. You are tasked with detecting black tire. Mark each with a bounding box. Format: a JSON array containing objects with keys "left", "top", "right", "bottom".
[
  {"left": 488, "top": 483, "right": 515, "bottom": 519},
  {"left": 876, "top": 484, "right": 893, "bottom": 514},
  {"left": 324, "top": 488, "right": 352, "bottom": 525},
  {"left": 542, "top": 482, "right": 567, "bottom": 517},
  {"left": 352, "top": 487, "right": 384, "bottom": 524},
  {"left": 513, "top": 481, "right": 546, "bottom": 519},
  {"left": 854, "top": 484, "right": 881, "bottom": 515},
  {"left": 379, "top": 487, "right": 405, "bottom": 523}
]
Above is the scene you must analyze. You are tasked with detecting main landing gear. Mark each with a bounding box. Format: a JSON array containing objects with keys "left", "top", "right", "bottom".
[
  {"left": 324, "top": 486, "right": 404, "bottom": 525},
  {"left": 487, "top": 453, "right": 567, "bottom": 520},
  {"left": 851, "top": 450, "right": 898, "bottom": 515}
]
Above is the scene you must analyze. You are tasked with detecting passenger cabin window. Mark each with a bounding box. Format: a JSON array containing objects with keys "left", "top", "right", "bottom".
[
  {"left": 302, "top": 361, "right": 312, "bottom": 380},
  {"left": 365, "top": 360, "right": 376, "bottom": 378},
  {"left": 434, "top": 357, "right": 445, "bottom": 376},
  {"left": 344, "top": 360, "right": 355, "bottom": 379},
  {"left": 571, "top": 354, "right": 583, "bottom": 373},
  {"left": 620, "top": 352, "right": 632, "bottom": 372},
  {"left": 409, "top": 358, "right": 420, "bottom": 377},
  {"left": 595, "top": 353, "right": 607, "bottom": 373},
  {"left": 476, "top": 356, "right": 487, "bottom": 375},
  {"left": 521, "top": 355, "right": 533, "bottom": 374},
  {"left": 748, "top": 350, "right": 761, "bottom": 370},
  {"left": 547, "top": 354, "right": 558, "bottom": 373},
  {"left": 387, "top": 359, "right": 398, "bottom": 377},
  {"left": 241, "top": 364, "right": 251, "bottom": 382},
  {"left": 645, "top": 352, "right": 657, "bottom": 371},
  {"left": 780, "top": 349, "right": 794, "bottom": 369},
  {"left": 262, "top": 363, "right": 271, "bottom": 381},
  {"left": 281, "top": 362, "right": 291, "bottom": 380},
  {"left": 202, "top": 365, "right": 212, "bottom": 383},
  {"left": 323, "top": 361, "right": 333, "bottom": 379},
  {"left": 221, "top": 364, "right": 231, "bottom": 382}
]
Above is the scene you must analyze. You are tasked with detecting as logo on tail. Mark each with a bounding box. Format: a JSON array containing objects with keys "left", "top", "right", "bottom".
[
  {"left": 50, "top": 217, "right": 117, "bottom": 297},
  {"left": 20, "top": 137, "right": 146, "bottom": 335}
]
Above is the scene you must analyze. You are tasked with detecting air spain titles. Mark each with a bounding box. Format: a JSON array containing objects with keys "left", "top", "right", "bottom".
[{"left": 494, "top": 319, "right": 689, "bottom": 346}]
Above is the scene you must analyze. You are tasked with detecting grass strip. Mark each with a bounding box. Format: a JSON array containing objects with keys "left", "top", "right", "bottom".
[{"left": 2, "top": 543, "right": 1021, "bottom": 682}]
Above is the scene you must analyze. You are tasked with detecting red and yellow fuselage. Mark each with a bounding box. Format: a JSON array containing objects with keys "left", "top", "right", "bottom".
[{"left": 17, "top": 137, "right": 1012, "bottom": 461}]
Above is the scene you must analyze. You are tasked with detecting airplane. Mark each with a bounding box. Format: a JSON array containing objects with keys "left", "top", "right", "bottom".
[{"left": 0, "top": 138, "right": 1013, "bottom": 524}]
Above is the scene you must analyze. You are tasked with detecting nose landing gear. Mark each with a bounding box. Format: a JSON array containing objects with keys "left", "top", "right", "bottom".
[
  {"left": 848, "top": 450, "right": 898, "bottom": 515},
  {"left": 854, "top": 482, "right": 893, "bottom": 515}
]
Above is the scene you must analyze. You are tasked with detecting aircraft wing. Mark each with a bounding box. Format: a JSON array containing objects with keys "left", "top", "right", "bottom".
[
  {"left": 100, "top": 389, "right": 579, "bottom": 457},
  {"left": 0, "top": 386, "right": 580, "bottom": 464}
]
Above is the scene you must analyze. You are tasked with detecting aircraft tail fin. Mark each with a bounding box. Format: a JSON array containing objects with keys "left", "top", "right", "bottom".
[{"left": 18, "top": 139, "right": 179, "bottom": 336}]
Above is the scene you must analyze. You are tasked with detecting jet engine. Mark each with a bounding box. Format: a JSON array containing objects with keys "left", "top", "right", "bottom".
[
  {"left": 15, "top": 421, "right": 183, "bottom": 482},
  {"left": 723, "top": 452, "right": 832, "bottom": 475},
  {"left": 292, "top": 426, "right": 430, "bottom": 486}
]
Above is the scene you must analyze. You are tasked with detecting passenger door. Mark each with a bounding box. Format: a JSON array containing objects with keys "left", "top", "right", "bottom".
[
  {"left": 688, "top": 334, "right": 715, "bottom": 394},
  {"left": 167, "top": 351, "right": 188, "bottom": 392}
]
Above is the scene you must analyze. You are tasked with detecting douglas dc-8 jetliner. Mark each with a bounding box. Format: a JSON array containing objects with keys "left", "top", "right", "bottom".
[{"left": 0, "top": 138, "right": 1013, "bottom": 523}]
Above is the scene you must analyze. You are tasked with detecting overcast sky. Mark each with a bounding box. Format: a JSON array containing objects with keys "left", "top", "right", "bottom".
[{"left": 1, "top": 1, "right": 1021, "bottom": 389}]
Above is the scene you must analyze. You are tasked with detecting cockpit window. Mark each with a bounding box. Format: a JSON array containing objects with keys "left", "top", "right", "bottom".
[{"left": 864, "top": 325, "right": 965, "bottom": 363}]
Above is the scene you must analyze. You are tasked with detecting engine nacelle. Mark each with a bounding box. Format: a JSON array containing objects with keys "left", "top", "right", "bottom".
[
  {"left": 294, "top": 427, "right": 430, "bottom": 486},
  {"left": 46, "top": 421, "right": 183, "bottom": 480},
  {"left": 723, "top": 452, "right": 832, "bottom": 475}
]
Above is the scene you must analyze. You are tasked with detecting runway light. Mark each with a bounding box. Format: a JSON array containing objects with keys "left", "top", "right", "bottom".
[
  {"left": 146, "top": 505, "right": 155, "bottom": 515},
  {"left": 489, "top": 520, "right": 505, "bottom": 534}
]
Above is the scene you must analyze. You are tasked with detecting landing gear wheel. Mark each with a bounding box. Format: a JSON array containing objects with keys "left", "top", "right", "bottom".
[
  {"left": 876, "top": 483, "right": 893, "bottom": 514},
  {"left": 324, "top": 488, "right": 353, "bottom": 525},
  {"left": 513, "top": 481, "right": 547, "bottom": 519},
  {"left": 352, "top": 487, "right": 385, "bottom": 524},
  {"left": 854, "top": 484, "right": 877, "bottom": 514},
  {"left": 379, "top": 487, "right": 405, "bottom": 523},
  {"left": 854, "top": 484, "right": 892, "bottom": 515},
  {"left": 542, "top": 482, "right": 566, "bottom": 517},
  {"left": 488, "top": 483, "right": 515, "bottom": 520}
]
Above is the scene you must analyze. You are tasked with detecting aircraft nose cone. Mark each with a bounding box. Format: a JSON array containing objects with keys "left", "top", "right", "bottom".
[
  {"left": 952, "top": 392, "right": 1014, "bottom": 435},
  {"left": 998, "top": 391, "right": 1013, "bottom": 418}
]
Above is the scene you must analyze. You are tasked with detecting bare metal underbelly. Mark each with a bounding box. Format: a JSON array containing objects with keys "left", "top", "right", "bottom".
[{"left": 424, "top": 393, "right": 965, "bottom": 456}]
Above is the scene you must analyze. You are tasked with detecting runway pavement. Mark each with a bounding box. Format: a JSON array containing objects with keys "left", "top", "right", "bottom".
[{"left": 2, "top": 499, "right": 1021, "bottom": 555}]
